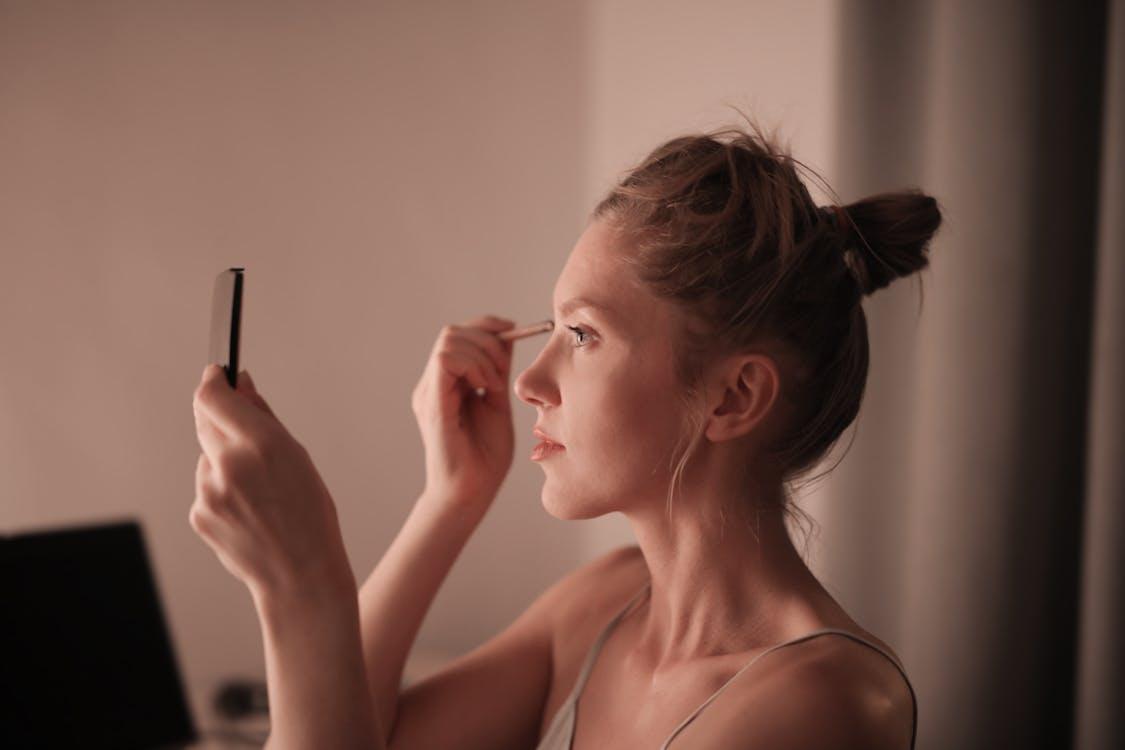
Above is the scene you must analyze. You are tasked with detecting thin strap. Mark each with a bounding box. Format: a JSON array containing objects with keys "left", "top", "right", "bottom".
[
  {"left": 567, "top": 580, "right": 651, "bottom": 702},
  {"left": 534, "top": 582, "right": 653, "bottom": 750},
  {"left": 660, "top": 628, "right": 918, "bottom": 750}
]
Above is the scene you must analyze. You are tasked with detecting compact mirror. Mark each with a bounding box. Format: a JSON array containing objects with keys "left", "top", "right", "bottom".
[{"left": 208, "top": 267, "right": 244, "bottom": 388}]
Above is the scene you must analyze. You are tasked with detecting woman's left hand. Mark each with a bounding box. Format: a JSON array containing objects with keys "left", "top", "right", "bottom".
[{"left": 191, "top": 364, "right": 355, "bottom": 605}]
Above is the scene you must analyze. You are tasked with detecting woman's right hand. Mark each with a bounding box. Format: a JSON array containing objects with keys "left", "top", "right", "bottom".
[{"left": 411, "top": 314, "right": 517, "bottom": 514}]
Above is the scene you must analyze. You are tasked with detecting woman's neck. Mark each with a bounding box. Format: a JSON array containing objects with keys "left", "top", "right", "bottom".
[{"left": 623, "top": 482, "right": 831, "bottom": 669}]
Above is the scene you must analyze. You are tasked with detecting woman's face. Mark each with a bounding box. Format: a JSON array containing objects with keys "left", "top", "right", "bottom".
[{"left": 514, "top": 219, "right": 689, "bottom": 520}]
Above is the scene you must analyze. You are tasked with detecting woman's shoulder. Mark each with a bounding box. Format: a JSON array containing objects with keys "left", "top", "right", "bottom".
[
  {"left": 558, "top": 543, "right": 647, "bottom": 609},
  {"left": 695, "top": 626, "right": 915, "bottom": 749},
  {"left": 542, "top": 544, "right": 648, "bottom": 643}
]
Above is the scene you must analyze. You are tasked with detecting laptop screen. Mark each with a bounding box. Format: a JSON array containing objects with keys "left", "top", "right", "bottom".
[{"left": 3, "top": 520, "right": 198, "bottom": 749}]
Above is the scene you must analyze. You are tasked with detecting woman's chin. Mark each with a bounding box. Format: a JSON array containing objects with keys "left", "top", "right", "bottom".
[{"left": 540, "top": 484, "right": 611, "bottom": 521}]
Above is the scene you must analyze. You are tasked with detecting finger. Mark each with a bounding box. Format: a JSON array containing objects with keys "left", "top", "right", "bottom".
[
  {"left": 462, "top": 314, "right": 516, "bottom": 332},
  {"left": 194, "top": 399, "right": 229, "bottom": 459},
  {"left": 445, "top": 336, "right": 506, "bottom": 390},
  {"left": 195, "top": 364, "right": 272, "bottom": 442},
  {"left": 480, "top": 363, "right": 512, "bottom": 411},
  {"left": 189, "top": 492, "right": 242, "bottom": 546},
  {"left": 463, "top": 315, "right": 517, "bottom": 357},
  {"left": 195, "top": 452, "right": 210, "bottom": 484},
  {"left": 193, "top": 452, "right": 247, "bottom": 521},
  {"left": 236, "top": 370, "right": 277, "bottom": 419},
  {"left": 194, "top": 453, "right": 219, "bottom": 501},
  {"left": 192, "top": 457, "right": 219, "bottom": 523},
  {"left": 450, "top": 324, "right": 512, "bottom": 377},
  {"left": 436, "top": 349, "right": 494, "bottom": 395},
  {"left": 188, "top": 499, "right": 214, "bottom": 541},
  {"left": 444, "top": 340, "right": 505, "bottom": 392}
]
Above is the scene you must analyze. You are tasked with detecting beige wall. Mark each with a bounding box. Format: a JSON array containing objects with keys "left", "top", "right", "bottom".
[{"left": 0, "top": 0, "right": 840, "bottom": 726}]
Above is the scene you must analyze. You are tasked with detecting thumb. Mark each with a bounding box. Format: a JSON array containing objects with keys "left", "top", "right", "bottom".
[{"left": 236, "top": 370, "right": 276, "bottom": 418}]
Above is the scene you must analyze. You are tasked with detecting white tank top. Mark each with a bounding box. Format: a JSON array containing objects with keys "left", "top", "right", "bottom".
[{"left": 535, "top": 581, "right": 917, "bottom": 750}]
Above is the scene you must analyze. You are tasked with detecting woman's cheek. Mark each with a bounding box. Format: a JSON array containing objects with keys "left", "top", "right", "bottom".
[{"left": 592, "top": 386, "right": 679, "bottom": 486}]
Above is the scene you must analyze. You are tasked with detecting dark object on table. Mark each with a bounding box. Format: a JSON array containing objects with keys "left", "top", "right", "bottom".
[
  {"left": 213, "top": 678, "right": 269, "bottom": 719},
  {"left": 2, "top": 519, "right": 198, "bottom": 749}
]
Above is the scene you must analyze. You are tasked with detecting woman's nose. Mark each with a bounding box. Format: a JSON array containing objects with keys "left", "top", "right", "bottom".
[
  {"left": 512, "top": 367, "right": 538, "bottom": 406},
  {"left": 514, "top": 361, "right": 557, "bottom": 408}
]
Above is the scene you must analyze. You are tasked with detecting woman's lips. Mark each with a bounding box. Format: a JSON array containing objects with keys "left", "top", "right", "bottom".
[
  {"left": 531, "top": 440, "right": 565, "bottom": 461},
  {"left": 533, "top": 426, "right": 562, "bottom": 445}
]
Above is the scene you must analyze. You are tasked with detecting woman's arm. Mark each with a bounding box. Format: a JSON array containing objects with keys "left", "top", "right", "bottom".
[
  {"left": 256, "top": 578, "right": 385, "bottom": 750},
  {"left": 359, "top": 314, "right": 519, "bottom": 743},
  {"left": 190, "top": 308, "right": 517, "bottom": 747},
  {"left": 357, "top": 492, "right": 486, "bottom": 743},
  {"left": 190, "top": 365, "right": 389, "bottom": 749}
]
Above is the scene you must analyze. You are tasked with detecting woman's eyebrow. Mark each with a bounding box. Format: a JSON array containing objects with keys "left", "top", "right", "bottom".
[{"left": 555, "top": 296, "right": 618, "bottom": 322}]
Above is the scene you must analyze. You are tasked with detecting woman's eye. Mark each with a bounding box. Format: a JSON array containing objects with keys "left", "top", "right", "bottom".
[{"left": 565, "top": 325, "right": 592, "bottom": 347}]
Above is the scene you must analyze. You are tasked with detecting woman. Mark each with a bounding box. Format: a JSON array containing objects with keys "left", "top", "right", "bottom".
[{"left": 191, "top": 121, "right": 941, "bottom": 749}]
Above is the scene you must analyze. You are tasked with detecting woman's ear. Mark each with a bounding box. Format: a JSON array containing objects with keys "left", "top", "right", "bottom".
[{"left": 703, "top": 353, "right": 781, "bottom": 444}]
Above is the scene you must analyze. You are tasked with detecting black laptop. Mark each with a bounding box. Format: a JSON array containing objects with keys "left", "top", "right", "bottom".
[{"left": 3, "top": 520, "right": 199, "bottom": 749}]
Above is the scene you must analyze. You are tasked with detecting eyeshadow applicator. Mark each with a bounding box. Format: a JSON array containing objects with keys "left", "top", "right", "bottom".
[{"left": 498, "top": 319, "right": 554, "bottom": 342}]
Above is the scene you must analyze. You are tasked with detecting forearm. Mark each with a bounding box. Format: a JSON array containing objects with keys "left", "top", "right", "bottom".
[
  {"left": 256, "top": 581, "right": 385, "bottom": 750},
  {"left": 358, "top": 492, "right": 487, "bottom": 741}
]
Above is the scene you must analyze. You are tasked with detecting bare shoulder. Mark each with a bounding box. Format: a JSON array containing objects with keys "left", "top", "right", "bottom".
[
  {"left": 691, "top": 633, "right": 915, "bottom": 750},
  {"left": 541, "top": 544, "right": 648, "bottom": 644},
  {"left": 386, "top": 546, "right": 645, "bottom": 749}
]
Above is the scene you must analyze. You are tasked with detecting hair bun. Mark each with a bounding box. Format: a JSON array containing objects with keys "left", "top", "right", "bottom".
[
  {"left": 819, "top": 192, "right": 941, "bottom": 296},
  {"left": 818, "top": 204, "right": 854, "bottom": 242}
]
